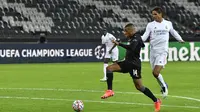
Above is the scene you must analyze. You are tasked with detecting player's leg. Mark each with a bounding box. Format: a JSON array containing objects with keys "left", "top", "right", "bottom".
[
  {"left": 100, "top": 58, "right": 110, "bottom": 82},
  {"left": 130, "top": 69, "right": 161, "bottom": 112},
  {"left": 133, "top": 78, "right": 161, "bottom": 109},
  {"left": 101, "top": 51, "right": 111, "bottom": 81},
  {"left": 111, "top": 47, "right": 119, "bottom": 63},
  {"left": 152, "top": 53, "right": 168, "bottom": 98},
  {"left": 101, "top": 63, "right": 121, "bottom": 99},
  {"left": 106, "top": 63, "right": 121, "bottom": 90},
  {"left": 153, "top": 65, "right": 168, "bottom": 98}
]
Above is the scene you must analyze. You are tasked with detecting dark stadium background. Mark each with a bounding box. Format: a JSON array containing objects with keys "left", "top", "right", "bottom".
[{"left": 0, "top": 0, "right": 199, "bottom": 43}]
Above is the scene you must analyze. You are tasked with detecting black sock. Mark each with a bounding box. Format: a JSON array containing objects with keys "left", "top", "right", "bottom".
[
  {"left": 142, "top": 87, "right": 157, "bottom": 102},
  {"left": 106, "top": 70, "right": 113, "bottom": 90}
]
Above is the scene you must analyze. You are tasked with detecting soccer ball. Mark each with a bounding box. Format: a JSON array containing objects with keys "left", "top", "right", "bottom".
[{"left": 72, "top": 100, "right": 84, "bottom": 112}]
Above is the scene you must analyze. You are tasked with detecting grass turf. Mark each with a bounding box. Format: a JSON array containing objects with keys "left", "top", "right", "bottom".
[{"left": 0, "top": 62, "right": 199, "bottom": 112}]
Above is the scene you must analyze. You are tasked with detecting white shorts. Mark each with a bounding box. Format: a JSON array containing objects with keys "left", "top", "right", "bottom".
[
  {"left": 104, "top": 47, "right": 119, "bottom": 61},
  {"left": 150, "top": 52, "right": 167, "bottom": 69}
]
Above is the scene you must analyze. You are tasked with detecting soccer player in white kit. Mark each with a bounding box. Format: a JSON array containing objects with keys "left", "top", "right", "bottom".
[
  {"left": 142, "top": 7, "right": 185, "bottom": 98},
  {"left": 100, "top": 29, "right": 119, "bottom": 82}
]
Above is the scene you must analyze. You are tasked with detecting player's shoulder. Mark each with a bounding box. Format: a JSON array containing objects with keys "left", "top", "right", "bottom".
[
  {"left": 147, "top": 21, "right": 155, "bottom": 25},
  {"left": 101, "top": 35, "right": 104, "bottom": 39},
  {"left": 107, "top": 32, "right": 114, "bottom": 37},
  {"left": 148, "top": 21, "right": 155, "bottom": 24},
  {"left": 163, "top": 19, "right": 172, "bottom": 25},
  {"left": 134, "top": 33, "right": 141, "bottom": 38},
  {"left": 132, "top": 33, "right": 142, "bottom": 41},
  {"left": 132, "top": 34, "right": 145, "bottom": 47},
  {"left": 146, "top": 21, "right": 155, "bottom": 28},
  {"left": 107, "top": 33, "right": 116, "bottom": 39}
]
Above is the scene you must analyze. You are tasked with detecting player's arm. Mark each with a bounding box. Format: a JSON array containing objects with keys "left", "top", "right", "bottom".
[
  {"left": 169, "top": 22, "right": 185, "bottom": 43},
  {"left": 141, "top": 23, "right": 151, "bottom": 42},
  {"left": 108, "top": 36, "right": 117, "bottom": 54},
  {"left": 112, "top": 40, "right": 138, "bottom": 52},
  {"left": 100, "top": 36, "right": 105, "bottom": 48},
  {"left": 109, "top": 44, "right": 117, "bottom": 54}
]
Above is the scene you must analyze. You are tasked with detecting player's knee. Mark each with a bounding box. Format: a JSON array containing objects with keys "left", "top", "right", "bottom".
[
  {"left": 106, "top": 66, "right": 113, "bottom": 72},
  {"left": 135, "top": 85, "right": 144, "bottom": 92},
  {"left": 135, "top": 85, "right": 140, "bottom": 91},
  {"left": 152, "top": 71, "right": 159, "bottom": 78}
]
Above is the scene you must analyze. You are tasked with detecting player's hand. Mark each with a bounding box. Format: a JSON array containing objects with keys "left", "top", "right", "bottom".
[
  {"left": 109, "top": 50, "right": 112, "bottom": 54},
  {"left": 116, "top": 38, "right": 121, "bottom": 42},
  {"left": 179, "top": 40, "right": 185, "bottom": 43},
  {"left": 112, "top": 40, "right": 119, "bottom": 45}
]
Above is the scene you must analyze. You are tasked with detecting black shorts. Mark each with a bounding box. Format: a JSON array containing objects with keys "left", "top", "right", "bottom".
[{"left": 117, "top": 60, "right": 141, "bottom": 79}]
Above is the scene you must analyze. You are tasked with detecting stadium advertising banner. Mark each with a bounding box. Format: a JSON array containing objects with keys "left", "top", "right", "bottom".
[
  {"left": 0, "top": 43, "right": 105, "bottom": 63},
  {"left": 118, "top": 42, "right": 200, "bottom": 61},
  {"left": 142, "top": 42, "right": 200, "bottom": 61},
  {"left": 0, "top": 42, "right": 199, "bottom": 63}
]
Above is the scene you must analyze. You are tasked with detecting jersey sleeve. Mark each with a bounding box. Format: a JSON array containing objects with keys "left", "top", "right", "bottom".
[
  {"left": 119, "top": 39, "right": 138, "bottom": 51},
  {"left": 101, "top": 36, "right": 106, "bottom": 44},
  {"left": 169, "top": 22, "right": 184, "bottom": 41},
  {"left": 109, "top": 34, "right": 116, "bottom": 41},
  {"left": 141, "top": 23, "right": 151, "bottom": 42}
]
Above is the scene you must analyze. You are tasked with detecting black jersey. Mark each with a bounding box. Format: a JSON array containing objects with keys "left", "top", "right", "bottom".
[{"left": 118, "top": 33, "right": 145, "bottom": 67}]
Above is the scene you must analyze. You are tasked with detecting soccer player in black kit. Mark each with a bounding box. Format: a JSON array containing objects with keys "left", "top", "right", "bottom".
[{"left": 101, "top": 23, "right": 161, "bottom": 112}]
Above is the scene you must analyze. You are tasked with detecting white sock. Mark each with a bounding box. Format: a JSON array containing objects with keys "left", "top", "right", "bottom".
[
  {"left": 157, "top": 74, "right": 166, "bottom": 88},
  {"left": 103, "top": 64, "right": 108, "bottom": 79}
]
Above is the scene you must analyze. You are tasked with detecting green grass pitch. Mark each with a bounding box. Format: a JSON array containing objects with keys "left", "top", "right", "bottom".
[{"left": 0, "top": 62, "right": 199, "bottom": 112}]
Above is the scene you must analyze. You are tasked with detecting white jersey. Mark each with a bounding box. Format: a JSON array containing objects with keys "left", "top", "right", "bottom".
[
  {"left": 101, "top": 33, "right": 117, "bottom": 50},
  {"left": 141, "top": 19, "right": 183, "bottom": 53}
]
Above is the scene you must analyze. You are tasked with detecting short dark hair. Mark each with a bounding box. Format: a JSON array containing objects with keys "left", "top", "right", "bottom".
[
  {"left": 151, "top": 6, "right": 163, "bottom": 15},
  {"left": 125, "top": 23, "right": 135, "bottom": 28}
]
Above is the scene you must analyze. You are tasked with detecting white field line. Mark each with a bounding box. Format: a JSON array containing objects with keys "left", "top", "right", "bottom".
[
  {"left": 0, "top": 96, "right": 199, "bottom": 109},
  {"left": 0, "top": 88, "right": 200, "bottom": 102}
]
